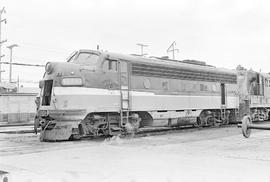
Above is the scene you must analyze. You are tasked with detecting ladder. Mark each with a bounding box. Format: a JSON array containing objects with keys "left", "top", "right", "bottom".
[
  {"left": 220, "top": 83, "right": 227, "bottom": 123},
  {"left": 119, "top": 61, "right": 131, "bottom": 127}
]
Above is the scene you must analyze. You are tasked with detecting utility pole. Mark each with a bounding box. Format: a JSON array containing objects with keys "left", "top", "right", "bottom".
[
  {"left": 167, "top": 41, "right": 179, "bottom": 60},
  {"left": 7, "top": 44, "right": 18, "bottom": 83},
  {"left": 0, "top": 7, "right": 7, "bottom": 82},
  {"left": 136, "top": 43, "right": 148, "bottom": 56},
  {"left": 17, "top": 75, "right": 19, "bottom": 90}
]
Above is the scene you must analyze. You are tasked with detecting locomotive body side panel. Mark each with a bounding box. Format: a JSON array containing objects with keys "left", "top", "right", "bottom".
[
  {"left": 50, "top": 86, "right": 239, "bottom": 112},
  {"left": 129, "top": 61, "right": 238, "bottom": 113},
  {"left": 131, "top": 93, "right": 238, "bottom": 111}
]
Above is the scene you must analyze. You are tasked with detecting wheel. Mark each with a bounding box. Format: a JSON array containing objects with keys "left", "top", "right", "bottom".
[
  {"left": 194, "top": 118, "right": 204, "bottom": 128},
  {"left": 242, "top": 116, "right": 251, "bottom": 138},
  {"left": 70, "top": 134, "right": 81, "bottom": 140}
]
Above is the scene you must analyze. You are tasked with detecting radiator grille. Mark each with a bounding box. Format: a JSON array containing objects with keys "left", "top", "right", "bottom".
[{"left": 42, "top": 80, "right": 53, "bottom": 106}]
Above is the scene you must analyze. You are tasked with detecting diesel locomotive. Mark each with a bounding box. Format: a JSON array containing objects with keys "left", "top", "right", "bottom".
[{"left": 35, "top": 49, "right": 270, "bottom": 141}]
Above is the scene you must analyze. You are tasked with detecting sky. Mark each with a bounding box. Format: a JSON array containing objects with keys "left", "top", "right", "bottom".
[{"left": 1, "top": 0, "right": 270, "bottom": 86}]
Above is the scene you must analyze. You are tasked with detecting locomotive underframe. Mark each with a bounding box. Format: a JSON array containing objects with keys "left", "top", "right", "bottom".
[
  {"left": 36, "top": 105, "right": 269, "bottom": 141},
  {"left": 36, "top": 107, "right": 239, "bottom": 141},
  {"left": 250, "top": 107, "right": 270, "bottom": 121}
]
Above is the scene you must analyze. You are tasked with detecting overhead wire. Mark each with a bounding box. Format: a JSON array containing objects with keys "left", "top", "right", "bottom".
[
  {"left": 1, "top": 78, "right": 39, "bottom": 84},
  {"left": 16, "top": 41, "right": 72, "bottom": 54},
  {"left": 0, "top": 42, "right": 73, "bottom": 84},
  {"left": 0, "top": 61, "right": 45, "bottom": 67}
]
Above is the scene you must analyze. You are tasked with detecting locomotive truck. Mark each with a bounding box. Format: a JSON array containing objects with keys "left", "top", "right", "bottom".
[{"left": 35, "top": 49, "right": 270, "bottom": 141}]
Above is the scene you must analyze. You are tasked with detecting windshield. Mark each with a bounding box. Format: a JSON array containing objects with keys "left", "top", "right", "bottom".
[
  {"left": 69, "top": 52, "right": 100, "bottom": 67},
  {"left": 66, "top": 51, "right": 78, "bottom": 62}
]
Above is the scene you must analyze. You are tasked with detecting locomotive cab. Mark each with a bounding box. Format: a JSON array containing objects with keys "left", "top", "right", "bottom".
[
  {"left": 37, "top": 50, "right": 105, "bottom": 140},
  {"left": 249, "top": 72, "right": 270, "bottom": 121},
  {"left": 237, "top": 66, "right": 270, "bottom": 122}
]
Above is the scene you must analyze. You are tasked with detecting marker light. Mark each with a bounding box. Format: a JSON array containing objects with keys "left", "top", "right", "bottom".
[
  {"left": 45, "top": 62, "right": 53, "bottom": 74},
  {"left": 61, "top": 77, "right": 83, "bottom": 86}
]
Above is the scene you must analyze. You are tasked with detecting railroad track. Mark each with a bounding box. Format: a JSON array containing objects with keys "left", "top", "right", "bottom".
[
  {"left": 0, "top": 125, "right": 39, "bottom": 134},
  {"left": 0, "top": 122, "right": 267, "bottom": 157},
  {"left": 80, "top": 123, "right": 239, "bottom": 140}
]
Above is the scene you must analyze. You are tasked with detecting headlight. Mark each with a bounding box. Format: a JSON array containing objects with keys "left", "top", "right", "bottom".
[
  {"left": 45, "top": 62, "right": 53, "bottom": 74},
  {"left": 61, "top": 77, "right": 83, "bottom": 86}
]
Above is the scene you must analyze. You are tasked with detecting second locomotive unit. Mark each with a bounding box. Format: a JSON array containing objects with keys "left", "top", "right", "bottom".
[{"left": 35, "top": 49, "right": 270, "bottom": 141}]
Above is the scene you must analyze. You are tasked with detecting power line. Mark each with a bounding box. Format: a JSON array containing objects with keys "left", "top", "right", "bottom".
[
  {"left": 0, "top": 61, "right": 45, "bottom": 67},
  {"left": 1, "top": 78, "right": 39, "bottom": 84}
]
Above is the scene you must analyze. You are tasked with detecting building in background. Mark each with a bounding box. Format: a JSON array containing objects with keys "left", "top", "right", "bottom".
[{"left": 0, "top": 82, "right": 39, "bottom": 125}]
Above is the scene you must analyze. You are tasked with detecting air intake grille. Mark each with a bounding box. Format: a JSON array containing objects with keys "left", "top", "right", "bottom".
[{"left": 132, "top": 63, "right": 237, "bottom": 84}]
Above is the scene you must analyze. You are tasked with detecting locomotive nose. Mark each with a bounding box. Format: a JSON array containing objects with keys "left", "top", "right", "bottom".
[{"left": 44, "top": 62, "right": 82, "bottom": 77}]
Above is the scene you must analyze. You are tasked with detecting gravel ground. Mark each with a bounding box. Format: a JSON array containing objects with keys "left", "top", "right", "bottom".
[{"left": 1, "top": 125, "right": 270, "bottom": 182}]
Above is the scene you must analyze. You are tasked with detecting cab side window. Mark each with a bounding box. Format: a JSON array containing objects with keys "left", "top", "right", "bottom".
[{"left": 103, "top": 59, "right": 118, "bottom": 71}]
